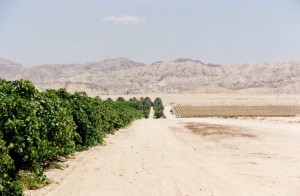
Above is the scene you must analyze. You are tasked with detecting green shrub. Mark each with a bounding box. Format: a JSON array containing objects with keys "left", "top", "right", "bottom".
[
  {"left": 0, "top": 137, "right": 23, "bottom": 195},
  {"left": 0, "top": 79, "right": 143, "bottom": 195},
  {"left": 154, "top": 110, "right": 164, "bottom": 118}
]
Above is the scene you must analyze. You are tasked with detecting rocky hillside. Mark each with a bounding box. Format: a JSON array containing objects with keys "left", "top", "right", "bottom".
[
  {"left": 1, "top": 57, "right": 300, "bottom": 95},
  {"left": 0, "top": 58, "right": 23, "bottom": 79}
]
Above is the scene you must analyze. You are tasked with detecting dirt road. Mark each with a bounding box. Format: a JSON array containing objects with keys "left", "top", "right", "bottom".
[{"left": 27, "top": 113, "right": 300, "bottom": 196}]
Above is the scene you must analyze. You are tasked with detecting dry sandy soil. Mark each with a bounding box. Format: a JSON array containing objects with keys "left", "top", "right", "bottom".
[{"left": 26, "top": 104, "right": 300, "bottom": 196}]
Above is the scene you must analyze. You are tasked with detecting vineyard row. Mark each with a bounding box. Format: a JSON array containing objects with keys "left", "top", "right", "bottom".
[
  {"left": 172, "top": 105, "right": 300, "bottom": 118},
  {"left": 0, "top": 79, "right": 143, "bottom": 195}
]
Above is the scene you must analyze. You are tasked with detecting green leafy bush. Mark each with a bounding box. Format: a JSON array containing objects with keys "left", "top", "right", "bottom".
[
  {"left": 154, "top": 110, "right": 164, "bottom": 118},
  {"left": 0, "top": 137, "right": 23, "bottom": 196},
  {"left": 0, "top": 79, "right": 142, "bottom": 195}
]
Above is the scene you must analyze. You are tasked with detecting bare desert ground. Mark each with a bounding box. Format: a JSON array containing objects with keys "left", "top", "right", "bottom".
[{"left": 26, "top": 94, "right": 300, "bottom": 196}]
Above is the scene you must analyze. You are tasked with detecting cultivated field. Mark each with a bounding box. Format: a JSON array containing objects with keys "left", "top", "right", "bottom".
[{"left": 172, "top": 105, "right": 300, "bottom": 118}]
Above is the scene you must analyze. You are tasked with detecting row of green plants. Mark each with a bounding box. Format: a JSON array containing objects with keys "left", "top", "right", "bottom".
[
  {"left": 114, "top": 97, "right": 164, "bottom": 118},
  {"left": 113, "top": 97, "right": 153, "bottom": 118},
  {"left": 0, "top": 79, "right": 143, "bottom": 195}
]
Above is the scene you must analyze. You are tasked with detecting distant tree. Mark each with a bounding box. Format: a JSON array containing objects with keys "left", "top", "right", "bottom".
[
  {"left": 153, "top": 97, "right": 164, "bottom": 111},
  {"left": 129, "top": 97, "right": 137, "bottom": 101},
  {"left": 116, "top": 97, "right": 125, "bottom": 101},
  {"left": 154, "top": 110, "right": 164, "bottom": 118},
  {"left": 142, "top": 97, "right": 152, "bottom": 109},
  {"left": 138, "top": 101, "right": 144, "bottom": 111},
  {"left": 106, "top": 97, "right": 113, "bottom": 101},
  {"left": 95, "top": 96, "right": 101, "bottom": 100},
  {"left": 153, "top": 97, "right": 164, "bottom": 119}
]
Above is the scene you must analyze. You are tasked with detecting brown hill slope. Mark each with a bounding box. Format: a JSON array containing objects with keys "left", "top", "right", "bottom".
[
  {"left": 1, "top": 57, "right": 300, "bottom": 94},
  {"left": 0, "top": 57, "right": 23, "bottom": 78}
]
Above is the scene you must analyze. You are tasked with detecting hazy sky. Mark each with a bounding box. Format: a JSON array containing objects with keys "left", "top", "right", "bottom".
[{"left": 1, "top": 0, "right": 300, "bottom": 66}]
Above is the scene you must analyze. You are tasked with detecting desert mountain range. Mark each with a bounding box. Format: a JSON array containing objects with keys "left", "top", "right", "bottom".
[{"left": 1, "top": 57, "right": 300, "bottom": 95}]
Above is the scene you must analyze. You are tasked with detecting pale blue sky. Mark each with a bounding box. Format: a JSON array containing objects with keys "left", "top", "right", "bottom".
[{"left": 1, "top": 0, "right": 300, "bottom": 66}]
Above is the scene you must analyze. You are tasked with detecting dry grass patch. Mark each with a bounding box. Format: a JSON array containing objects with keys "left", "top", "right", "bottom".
[{"left": 184, "top": 123, "right": 256, "bottom": 138}]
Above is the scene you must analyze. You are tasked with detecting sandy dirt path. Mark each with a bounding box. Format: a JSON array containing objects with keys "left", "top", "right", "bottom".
[{"left": 27, "top": 113, "right": 300, "bottom": 196}]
